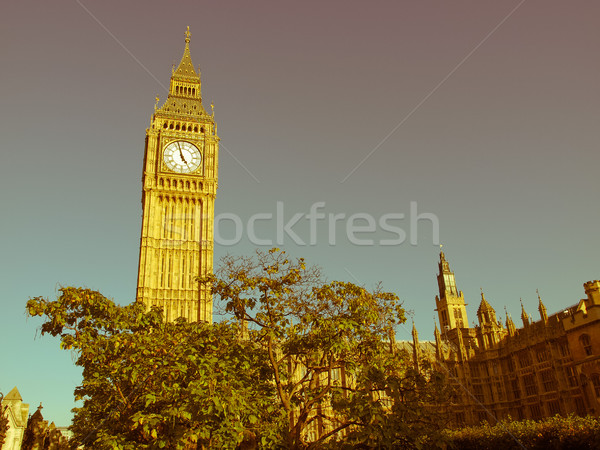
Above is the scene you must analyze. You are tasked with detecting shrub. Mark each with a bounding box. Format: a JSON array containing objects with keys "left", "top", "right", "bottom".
[{"left": 444, "top": 415, "right": 600, "bottom": 449}]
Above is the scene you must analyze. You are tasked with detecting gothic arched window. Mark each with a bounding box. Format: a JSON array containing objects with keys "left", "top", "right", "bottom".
[{"left": 580, "top": 334, "right": 593, "bottom": 356}]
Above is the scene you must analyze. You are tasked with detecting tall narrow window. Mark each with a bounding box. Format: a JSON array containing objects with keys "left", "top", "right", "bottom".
[
  {"left": 530, "top": 404, "right": 542, "bottom": 420},
  {"left": 454, "top": 308, "right": 463, "bottom": 327},
  {"left": 160, "top": 253, "right": 166, "bottom": 288},
  {"left": 540, "top": 369, "right": 557, "bottom": 392},
  {"left": 580, "top": 334, "right": 593, "bottom": 356},
  {"left": 592, "top": 374, "right": 600, "bottom": 397},
  {"left": 443, "top": 274, "right": 457, "bottom": 295},
  {"left": 566, "top": 367, "right": 578, "bottom": 387},
  {"left": 548, "top": 400, "right": 560, "bottom": 415},
  {"left": 523, "top": 374, "right": 538, "bottom": 396},
  {"left": 511, "top": 379, "right": 520, "bottom": 400}
]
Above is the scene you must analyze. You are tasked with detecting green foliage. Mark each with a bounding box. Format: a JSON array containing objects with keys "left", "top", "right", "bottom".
[
  {"left": 27, "top": 288, "right": 279, "bottom": 449},
  {"left": 326, "top": 357, "right": 452, "bottom": 449},
  {"left": 28, "top": 249, "right": 451, "bottom": 449},
  {"left": 209, "top": 248, "right": 448, "bottom": 449},
  {"left": 20, "top": 418, "right": 35, "bottom": 450},
  {"left": 445, "top": 415, "right": 600, "bottom": 449}
]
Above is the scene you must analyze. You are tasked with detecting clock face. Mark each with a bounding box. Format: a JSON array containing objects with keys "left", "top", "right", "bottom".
[{"left": 163, "top": 141, "right": 202, "bottom": 173}]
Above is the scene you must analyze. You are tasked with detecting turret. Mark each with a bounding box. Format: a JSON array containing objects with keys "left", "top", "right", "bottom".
[
  {"left": 584, "top": 280, "right": 600, "bottom": 305},
  {"left": 477, "top": 291, "right": 497, "bottom": 326},
  {"left": 435, "top": 251, "right": 468, "bottom": 332},
  {"left": 476, "top": 291, "right": 506, "bottom": 348}
]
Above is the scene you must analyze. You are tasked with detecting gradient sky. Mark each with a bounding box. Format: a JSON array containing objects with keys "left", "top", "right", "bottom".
[{"left": 1, "top": 1, "right": 599, "bottom": 426}]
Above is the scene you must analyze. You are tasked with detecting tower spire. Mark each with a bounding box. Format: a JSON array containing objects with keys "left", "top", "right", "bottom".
[
  {"left": 435, "top": 250, "right": 468, "bottom": 331},
  {"left": 173, "top": 26, "right": 200, "bottom": 80},
  {"left": 477, "top": 290, "right": 496, "bottom": 325},
  {"left": 412, "top": 320, "right": 421, "bottom": 371},
  {"left": 520, "top": 298, "right": 530, "bottom": 327},
  {"left": 537, "top": 289, "right": 548, "bottom": 323},
  {"left": 505, "top": 306, "right": 516, "bottom": 337},
  {"left": 158, "top": 26, "right": 205, "bottom": 111},
  {"left": 434, "top": 320, "right": 443, "bottom": 359}
]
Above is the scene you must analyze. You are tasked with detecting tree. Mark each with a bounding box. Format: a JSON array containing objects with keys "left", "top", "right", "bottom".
[
  {"left": 208, "top": 249, "right": 446, "bottom": 448},
  {"left": 28, "top": 250, "right": 450, "bottom": 449},
  {"left": 0, "top": 393, "right": 8, "bottom": 448},
  {"left": 328, "top": 356, "right": 452, "bottom": 448},
  {"left": 27, "top": 288, "right": 280, "bottom": 449}
]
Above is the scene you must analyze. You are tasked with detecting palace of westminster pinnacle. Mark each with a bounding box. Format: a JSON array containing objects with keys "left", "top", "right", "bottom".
[{"left": 136, "top": 29, "right": 600, "bottom": 426}]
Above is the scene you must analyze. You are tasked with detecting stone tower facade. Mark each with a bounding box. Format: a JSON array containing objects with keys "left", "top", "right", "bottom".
[
  {"left": 430, "top": 252, "right": 600, "bottom": 425},
  {"left": 136, "top": 27, "right": 218, "bottom": 323},
  {"left": 435, "top": 251, "right": 468, "bottom": 331}
]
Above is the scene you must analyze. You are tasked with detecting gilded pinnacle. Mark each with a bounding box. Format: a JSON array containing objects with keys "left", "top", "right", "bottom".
[{"left": 173, "top": 27, "right": 199, "bottom": 80}]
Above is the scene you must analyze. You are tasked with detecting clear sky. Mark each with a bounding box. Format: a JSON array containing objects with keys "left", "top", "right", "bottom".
[{"left": 1, "top": 0, "right": 599, "bottom": 426}]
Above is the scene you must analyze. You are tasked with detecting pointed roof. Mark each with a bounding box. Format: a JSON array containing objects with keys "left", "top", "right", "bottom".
[
  {"left": 438, "top": 249, "right": 452, "bottom": 273},
  {"left": 537, "top": 289, "right": 547, "bottom": 312},
  {"left": 4, "top": 386, "right": 22, "bottom": 401},
  {"left": 520, "top": 298, "right": 530, "bottom": 323},
  {"left": 504, "top": 306, "right": 516, "bottom": 333},
  {"left": 173, "top": 26, "right": 200, "bottom": 81},
  {"left": 506, "top": 314, "right": 515, "bottom": 328},
  {"left": 477, "top": 291, "right": 495, "bottom": 314},
  {"left": 412, "top": 321, "right": 419, "bottom": 339},
  {"left": 30, "top": 403, "right": 44, "bottom": 423},
  {"left": 504, "top": 306, "right": 511, "bottom": 326}
]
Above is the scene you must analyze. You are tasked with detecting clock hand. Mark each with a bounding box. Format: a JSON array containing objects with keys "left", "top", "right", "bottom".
[{"left": 176, "top": 142, "right": 188, "bottom": 164}]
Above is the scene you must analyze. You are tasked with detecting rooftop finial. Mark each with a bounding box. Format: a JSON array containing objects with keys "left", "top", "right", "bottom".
[
  {"left": 185, "top": 26, "right": 191, "bottom": 44},
  {"left": 520, "top": 298, "right": 530, "bottom": 325}
]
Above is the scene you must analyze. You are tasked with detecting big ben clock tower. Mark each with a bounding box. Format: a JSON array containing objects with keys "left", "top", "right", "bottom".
[{"left": 136, "top": 27, "right": 218, "bottom": 323}]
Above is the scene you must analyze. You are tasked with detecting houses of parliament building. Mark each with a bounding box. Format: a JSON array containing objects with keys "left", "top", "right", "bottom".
[{"left": 417, "top": 251, "right": 600, "bottom": 425}]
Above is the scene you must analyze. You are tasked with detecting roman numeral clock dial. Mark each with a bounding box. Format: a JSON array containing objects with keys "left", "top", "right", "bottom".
[{"left": 163, "top": 140, "right": 202, "bottom": 173}]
